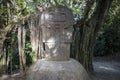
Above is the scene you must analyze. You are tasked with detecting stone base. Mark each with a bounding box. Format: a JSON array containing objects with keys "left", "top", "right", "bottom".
[{"left": 26, "top": 59, "right": 91, "bottom": 80}]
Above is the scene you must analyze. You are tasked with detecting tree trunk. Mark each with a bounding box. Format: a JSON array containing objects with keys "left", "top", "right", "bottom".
[
  {"left": 28, "top": 13, "right": 43, "bottom": 62},
  {"left": 71, "top": 0, "right": 113, "bottom": 72},
  {"left": 0, "top": 35, "right": 5, "bottom": 74},
  {"left": 17, "top": 24, "right": 26, "bottom": 72},
  {"left": 0, "top": 28, "right": 9, "bottom": 74}
]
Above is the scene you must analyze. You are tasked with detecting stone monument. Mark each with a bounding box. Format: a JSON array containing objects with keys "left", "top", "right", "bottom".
[{"left": 26, "top": 5, "right": 91, "bottom": 80}]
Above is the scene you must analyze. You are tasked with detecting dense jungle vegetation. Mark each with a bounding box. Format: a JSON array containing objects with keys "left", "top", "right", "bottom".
[{"left": 0, "top": 0, "right": 119, "bottom": 76}]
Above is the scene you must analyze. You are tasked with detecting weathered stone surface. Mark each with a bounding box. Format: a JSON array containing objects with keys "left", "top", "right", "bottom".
[
  {"left": 44, "top": 43, "right": 70, "bottom": 61},
  {"left": 41, "top": 5, "right": 74, "bottom": 27},
  {"left": 26, "top": 59, "right": 91, "bottom": 80},
  {"left": 42, "top": 26, "right": 73, "bottom": 43},
  {"left": 41, "top": 6, "right": 74, "bottom": 61}
]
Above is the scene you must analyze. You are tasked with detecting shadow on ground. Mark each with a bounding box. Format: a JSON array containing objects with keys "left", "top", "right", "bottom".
[{"left": 93, "top": 56, "right": 120, "bottom": 80}]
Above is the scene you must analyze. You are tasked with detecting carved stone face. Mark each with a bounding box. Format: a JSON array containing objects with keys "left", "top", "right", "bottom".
[
  {"left": 41, "top": 6, "right": 74, "bottom": 61},
  {"left": 41, "top": 6, "right": 74, "bottom": 43}
]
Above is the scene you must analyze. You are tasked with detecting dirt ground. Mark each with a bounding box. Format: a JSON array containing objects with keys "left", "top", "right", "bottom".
[
  {"left": 1, "top": 55, "right": 120, "bottom": 80},
  {"left": 0, "top": 73, "right": 25, "bottom": 80},
  {"left": 93, "top": 55, "right": 120, "bottom": 80}
]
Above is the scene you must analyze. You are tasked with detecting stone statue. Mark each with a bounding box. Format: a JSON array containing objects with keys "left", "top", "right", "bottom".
[
  {"left": 41, "top": 5, "right": 74, "bottom": 61},
  {"left": 26, "top": 5, "right": 91, "bottom": 80}
]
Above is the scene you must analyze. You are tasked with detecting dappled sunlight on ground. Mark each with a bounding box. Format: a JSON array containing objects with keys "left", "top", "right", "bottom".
[
  {"left": 93, "top": 57, "right": 120, "bottom": 80},
  {"left": 99, "top": 66, "right": 117, "bottom": 72},
  {"left": 0, "top": 72, "right": 25, "bottom": 80}
]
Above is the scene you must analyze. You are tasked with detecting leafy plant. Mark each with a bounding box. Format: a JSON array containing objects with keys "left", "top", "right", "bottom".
[
  {"left": 94, "top": 15, "right": 120, "bottom": 56},
  {"left": 23, "top": 42, "right": 34, "bottom": 66}
]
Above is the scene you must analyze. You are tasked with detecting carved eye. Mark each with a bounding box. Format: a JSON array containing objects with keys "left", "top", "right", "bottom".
[
  {"left": 49, "top": 13, "right": 54, "bottom": 19},
  {"left": 64, "top": 27, "right": 73, "bottom": 32},
  {"left": 54, "top": 26, "right": 60, "bottom": 29},
  {"left": 64, "top": 27, "right": 69, "bottom": 29},
  {"left": 46, "top": 27, "right": 51, "bottom": 29},
  {"left": 61, "top": 13, "right": 66, "bottom": 16},
  {"left": 49, "top": 12, "right": 54, "bottom": 15}
]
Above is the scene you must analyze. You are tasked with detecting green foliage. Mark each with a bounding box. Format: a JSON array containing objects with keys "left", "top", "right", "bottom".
[
  {"left": 23, "top": 42, "right": 34, "bottom": 66},
  {"left": 94, "top": 0, "right": 120, "bottom": 56},
  {"left": 94, "top": 15, "right": 120, "bottom": 56},
  {"left": 0, "top": 3, "right": 7, "bottom": 27},
  {"left": 7, "top": 32, "right": 19, "bottom": 73},
  {"left": 26, "top": 0, "right": 86, "bottom": 20}
]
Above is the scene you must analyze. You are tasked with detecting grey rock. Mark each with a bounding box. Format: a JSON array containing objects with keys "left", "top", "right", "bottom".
[{"left": 26, "top": 59, "right": 91, "bottom": 80}]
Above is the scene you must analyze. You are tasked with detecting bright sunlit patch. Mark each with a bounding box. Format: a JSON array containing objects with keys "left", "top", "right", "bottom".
[
  {"left": 99, "top": 66, "right": 118, "bottom": 72},
  {"left": 53, "top": 49, "right": 57, "bottom": 54},
  {"left": 47, "top": 38, "right": 55, "bottom": 43},
  {"left": 46, "top": 41, "right": 56, "bottom": 49},
  {"left": 66, "top": 32, "right": 72, "bottom": 39}
]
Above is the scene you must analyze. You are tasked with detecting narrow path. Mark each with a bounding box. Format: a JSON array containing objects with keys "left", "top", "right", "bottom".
[{"left": 93, "top": 57, "right": 120, "bottom": 80}]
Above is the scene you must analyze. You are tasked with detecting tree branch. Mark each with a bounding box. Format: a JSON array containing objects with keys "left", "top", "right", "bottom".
[
  {"left": 89, "top": 0, "right": 113, "bottom": 31},
  {"left": 75, "top": 0, "right": 95, "bottom": 27},
  {"left": 83, "top": 0, "right": 95, "bottom": 20}
]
